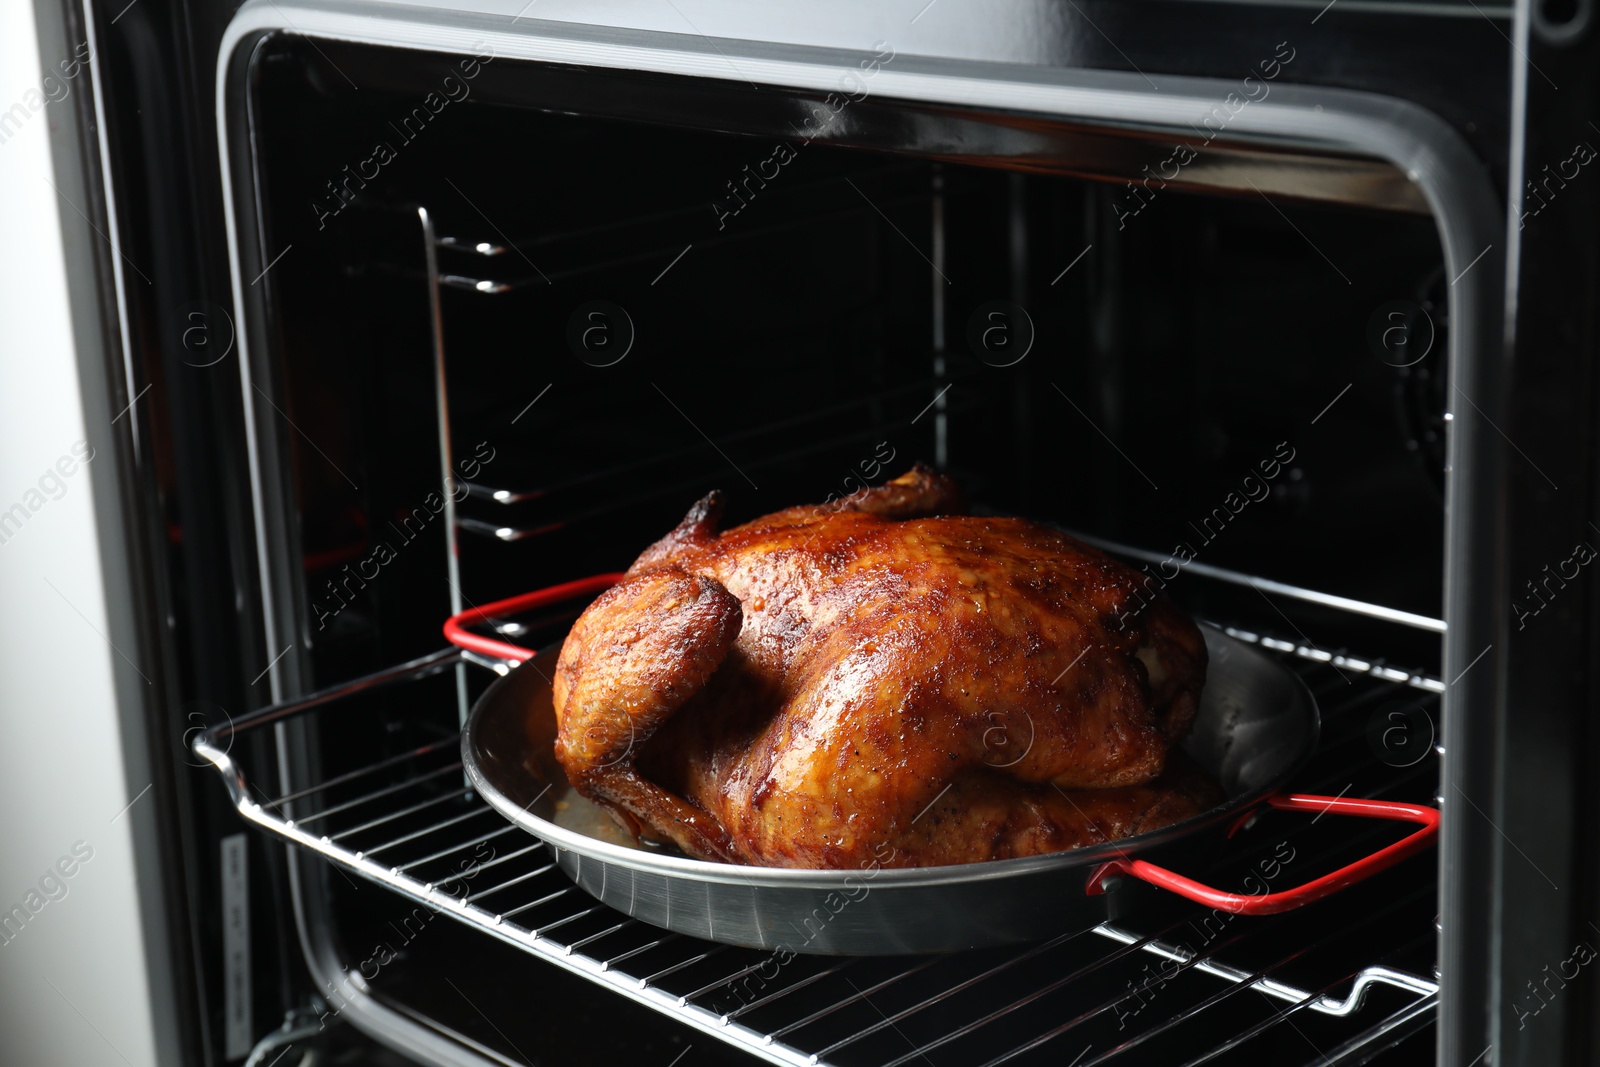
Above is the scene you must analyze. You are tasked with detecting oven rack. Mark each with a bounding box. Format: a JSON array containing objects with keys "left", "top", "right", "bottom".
[{"left": 196, "top": 629, "right": 1441, "bottom": 1067}]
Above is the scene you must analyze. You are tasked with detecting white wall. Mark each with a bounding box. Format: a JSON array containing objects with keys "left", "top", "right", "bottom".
[{"left": 0, "top": 2, "right": 165, "bottom": 1064}]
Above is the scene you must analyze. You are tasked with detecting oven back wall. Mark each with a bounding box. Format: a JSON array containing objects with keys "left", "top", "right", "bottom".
[{"left": 248, "top": 39, "right": 1450, "bottom": 699}]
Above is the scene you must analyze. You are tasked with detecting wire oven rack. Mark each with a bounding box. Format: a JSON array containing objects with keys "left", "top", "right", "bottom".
[{"left": 196, "top": 618, "right": 1442, "bottom": 1067}]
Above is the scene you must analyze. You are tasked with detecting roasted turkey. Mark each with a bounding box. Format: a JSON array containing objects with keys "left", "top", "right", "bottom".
[{"left": 552, "top": 465, "right": 1217, "bottom": 868}]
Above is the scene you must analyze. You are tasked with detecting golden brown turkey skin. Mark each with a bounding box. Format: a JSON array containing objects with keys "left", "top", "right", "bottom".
[{"left": 552, "top": 466, "right": 1213, "bottom": 868}]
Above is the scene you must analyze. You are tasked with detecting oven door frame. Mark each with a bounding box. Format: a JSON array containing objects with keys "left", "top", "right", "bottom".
[{"left": 215, "top": 5, "right": 1508, "bottom": 1064}]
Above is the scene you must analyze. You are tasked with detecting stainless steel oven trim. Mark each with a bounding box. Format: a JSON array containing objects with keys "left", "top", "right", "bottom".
[{"left": 212, "top": 6, "right": 1505, "bottom": 1064}]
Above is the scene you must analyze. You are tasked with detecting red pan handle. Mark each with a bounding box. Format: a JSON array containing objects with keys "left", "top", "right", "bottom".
[
  {"left": 443, "top": 573, "right": 625, "bottom": 663},
  {"left": 1084, "top": 794, "right": 1439, "bottom": 915}
]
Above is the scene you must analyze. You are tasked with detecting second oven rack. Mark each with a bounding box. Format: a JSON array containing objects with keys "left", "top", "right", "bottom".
[{"left": 197, "top": 622, "right": 1442, "bottom": 1067}]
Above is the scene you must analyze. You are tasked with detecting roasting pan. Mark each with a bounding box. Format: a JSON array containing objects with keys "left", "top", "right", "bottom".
[{"left": 458, "top": 589, "right": 1439, "bottom": 955}]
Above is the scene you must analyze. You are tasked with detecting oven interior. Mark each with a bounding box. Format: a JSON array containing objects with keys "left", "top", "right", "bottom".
[{"left": 215, "top": 35, "right": 1450, "bottom": 1066}]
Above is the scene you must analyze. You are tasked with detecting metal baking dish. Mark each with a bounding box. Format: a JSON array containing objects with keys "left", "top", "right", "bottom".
[{"left": 462, "top": 622, "right": 1438, "bottom": 955}]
